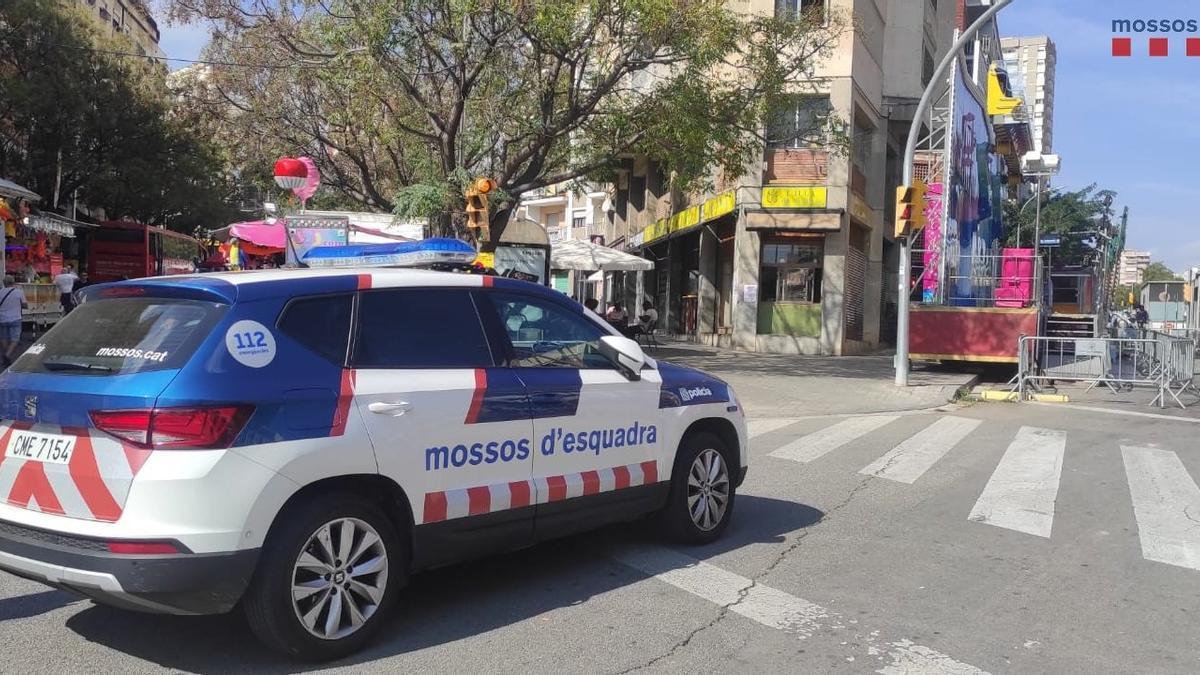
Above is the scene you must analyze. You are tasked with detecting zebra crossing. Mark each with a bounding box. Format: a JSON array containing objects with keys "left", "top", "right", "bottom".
[{"left": 750, "top": 412, "right": 1200, "bottom": 572}]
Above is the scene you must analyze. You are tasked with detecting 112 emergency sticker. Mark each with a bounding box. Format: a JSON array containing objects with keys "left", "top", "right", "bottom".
[{"left": 225, "top": 320, "right": 276, "bottom": 368}]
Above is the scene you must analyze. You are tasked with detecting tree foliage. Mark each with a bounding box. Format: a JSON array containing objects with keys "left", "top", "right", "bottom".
[
  {"left": 0, "top": 0, "right": 237, "bottom": 230},
  {"left": 1002, "top": 184, "right": 1117, "bottom": 267},
  {"left": 1142, "top": 261, "right": 1178, "bottom": 283},
  {"left": 168, "top": 0, "right": 847, "bottom": 237}
]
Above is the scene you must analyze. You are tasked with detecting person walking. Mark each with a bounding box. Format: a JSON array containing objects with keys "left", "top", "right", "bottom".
[
  {"left": 53, "top": 265, "right": 79, "bottom": 314},
  {"left": 0, "top": 276, "right": 28, "bottom": 367}
]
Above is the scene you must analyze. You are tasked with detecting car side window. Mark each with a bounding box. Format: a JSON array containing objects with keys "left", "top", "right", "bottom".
[
  {"left": 278, "top": 294, "right": 353, "bottom": 365},
  {"left": 352, "top": 288, "right": 494, "bottom": 368},
  {"left": 486, "top": 291, "right": 611, "bottom": 369}
]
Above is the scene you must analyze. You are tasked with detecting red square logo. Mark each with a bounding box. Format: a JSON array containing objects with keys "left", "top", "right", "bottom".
[
  {"left": 1112, "top": 37, "right": 1132, "bottom": 56},
  {"left": 1150, "top": 37, "right": 1169, "bottom": 56},
  {"left": 1188, "top": 38, "right": 1200, "bottom": 56}
]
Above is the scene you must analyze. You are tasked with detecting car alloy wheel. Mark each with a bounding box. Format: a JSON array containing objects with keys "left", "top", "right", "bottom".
[
  {"left": 290, "top": 517, "right": 389, "bottom": 640},
  {"left": 687, "top": 448, "right": 730, "bottom": 531}
]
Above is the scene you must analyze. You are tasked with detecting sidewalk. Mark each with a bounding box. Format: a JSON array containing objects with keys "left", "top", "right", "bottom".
[{"left": 647, "top": 340, "right": 977, "bottom": 418}]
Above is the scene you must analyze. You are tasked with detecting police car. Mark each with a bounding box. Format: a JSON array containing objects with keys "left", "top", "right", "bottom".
[{"left": 0, "top": 263, "right": 746, "bottom": 660}]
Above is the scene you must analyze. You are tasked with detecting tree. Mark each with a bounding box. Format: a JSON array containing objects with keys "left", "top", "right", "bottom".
[
  {"left": 168, "top": 0, "right": 847, "bottom": 241},
  {"left": 1142, "top": 261, "right": 1178, "bottom": 283},
  {"left": 0, "top": 0, "right": 238, "bottom": 230},
  {"left": 1002, "top": 184, "right": 1117, "bottom": 267},
  {"left": 1113, "top": 283, "right": 1137, "bottom": 309}
]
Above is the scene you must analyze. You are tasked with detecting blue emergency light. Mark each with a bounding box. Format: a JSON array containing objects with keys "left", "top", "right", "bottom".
[{"left": 301, "top": 238, "right": 478, "bottom": 268}]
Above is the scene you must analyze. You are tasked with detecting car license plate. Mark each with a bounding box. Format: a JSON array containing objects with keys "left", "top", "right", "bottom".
[{"left": 5, "top": 430, "right": 76, "bottom": 465}]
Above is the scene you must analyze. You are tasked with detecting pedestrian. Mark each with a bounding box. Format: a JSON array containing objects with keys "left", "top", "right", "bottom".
[
  {"left": 606, "top": 304, "right": 633, "bottom": 337},
  {"left": 1134, "top": 304, "right": 1149, "bottom": 331},
  {"left": 0, "top": 275, "right": 28, "bottom": 367},
  {"left": 638, "top": 300, "right": 658, "bottom": 331},
  {"left": 584, "top": 297, "right": 599, "bottom": 313},
  {"left": 53, "top": 264, "right": 79, "bottom": 314},
  {"left": 21, "top": 262, "right": 36, "bottom": 283}
]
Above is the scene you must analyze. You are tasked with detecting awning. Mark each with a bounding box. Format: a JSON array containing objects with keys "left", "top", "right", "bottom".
[
  {"left": 0, "top": 179, "right": 40, "bottom": 202},
  {"left": 211, "top": 220, "right": 286, "bottom": 249},
  {"left": 550, "top": 238, "right": 654, "bottom": 272},
  {"left": 24, "top": 212, "right": 93, "bottom": 238},
  {"left": 745, "top": 210, "right": 843, "bottom": 232}
]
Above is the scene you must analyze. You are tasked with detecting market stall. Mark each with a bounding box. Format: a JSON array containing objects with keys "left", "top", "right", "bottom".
[
  {"left": 208, "top": 220, "right": 286, "bottom": 269},
  {"left": 8, "top": 211, "right": 93, "bottom": 329},
  {"left": 0, "top": 179, "right": 93, "bottom": 329}
]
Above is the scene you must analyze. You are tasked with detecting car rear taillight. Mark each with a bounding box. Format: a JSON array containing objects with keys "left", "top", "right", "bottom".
[
  {"left": 106, "top": 540, "right": 183, "bottom": 555},
  {"left": 90, "top": 405, "right": 254, "bottom": 450}
]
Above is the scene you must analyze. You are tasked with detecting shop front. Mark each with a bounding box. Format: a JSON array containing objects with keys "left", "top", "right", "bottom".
[
  {"left": 742, "top": 185, "right": 843, "bottom": 353},
  {"left": 627, "top": 192, "right": 737, "bottom": 342},
  {"left": 3, "top": 208, "right": 92, "bottom": 327}
]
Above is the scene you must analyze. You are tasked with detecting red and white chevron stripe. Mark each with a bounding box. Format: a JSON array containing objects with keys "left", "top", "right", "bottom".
[
  {"left": 422, "top": 460, "right": 660, "bottom": 524},
  {"left": 0, "top": 422, "right": 151, "bottom": 522}
]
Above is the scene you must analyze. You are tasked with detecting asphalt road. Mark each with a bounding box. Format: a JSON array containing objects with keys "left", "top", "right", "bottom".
[{"left": 2, "top": 402, "right": 1199, "bottom": 674}]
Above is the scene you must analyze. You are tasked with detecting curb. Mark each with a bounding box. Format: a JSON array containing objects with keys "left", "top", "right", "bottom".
[{"left": 976, "top": 389, "right": 1070, "bottom": 403}]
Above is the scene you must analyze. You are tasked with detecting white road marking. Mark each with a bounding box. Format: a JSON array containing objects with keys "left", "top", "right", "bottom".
[
  {"left": 859, "top": 416, "right": 982, "bottom": 484},
  {"left": 768, "top": 415, "right": 899, "bottom": 463},
  {"left": 1030, "top": 402, "right": 1200, "bottom": 425},
  {"left": 748, "top": 418, "right": 800, "bottom": 439},
  {"left": 1121, "top": 446, "right": 1200, "bottom": 571},
  {"left": 967, "top": 426, "right": 1066, "bottom": 538},
  {"left": 610, "top": 545, "right": 986, "bottom": 674}
]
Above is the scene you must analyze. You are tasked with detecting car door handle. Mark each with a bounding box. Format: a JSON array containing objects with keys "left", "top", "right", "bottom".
[{"left": 368, "top": 401, "right": 411, "bottom": 416}]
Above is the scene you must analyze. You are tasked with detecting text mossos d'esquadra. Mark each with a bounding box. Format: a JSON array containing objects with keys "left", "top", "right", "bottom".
[{"left": 425, "top": 421, "right": 658, "bottom": 471}]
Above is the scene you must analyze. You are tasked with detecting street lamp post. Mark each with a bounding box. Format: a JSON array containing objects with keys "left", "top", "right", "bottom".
[
  {"left": 897, "top": 0, "right": 1016, "bottom": 387},
  {"left": 1019, "top": 151, "right": 1061, "bottom": 261}
]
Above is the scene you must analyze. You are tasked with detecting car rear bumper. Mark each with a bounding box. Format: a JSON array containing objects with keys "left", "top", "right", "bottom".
[{"left": 0, "top": 519, "right": 258, "bottom": 615}]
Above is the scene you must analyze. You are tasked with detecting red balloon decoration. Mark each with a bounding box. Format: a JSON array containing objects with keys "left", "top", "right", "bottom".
[{"left": 273, "top": 157, "right": 308, "bottom": 189}]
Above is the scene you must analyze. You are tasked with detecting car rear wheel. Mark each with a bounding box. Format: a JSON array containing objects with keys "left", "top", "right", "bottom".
[
  {"left": 243, "top": 493, "right": 405, "bottom": 661},
  {"left": 659, "top": 432, "right": 736, "bottom": 544}
]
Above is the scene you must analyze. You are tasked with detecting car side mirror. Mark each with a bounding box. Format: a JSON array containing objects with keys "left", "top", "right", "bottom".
[{"left": 598, "top": 335, "right": 645, "bottom": 381}]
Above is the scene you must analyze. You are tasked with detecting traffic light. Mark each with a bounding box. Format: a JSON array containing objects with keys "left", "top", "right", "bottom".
[
  {"left": 894, "top": 181, "right": 927, "bottom": 239},
  {"left": 465, "top": 177, "right": 494, "bottom": 243}
]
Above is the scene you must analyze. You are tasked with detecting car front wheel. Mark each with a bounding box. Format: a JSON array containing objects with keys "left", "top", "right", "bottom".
[{"left": 660, "top": 432, "right": 736, "bottom": 544}]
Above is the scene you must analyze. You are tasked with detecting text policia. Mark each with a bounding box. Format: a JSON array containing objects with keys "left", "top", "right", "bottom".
[{"left": 425, "top": 421, "right": 659, "bottom": 472}]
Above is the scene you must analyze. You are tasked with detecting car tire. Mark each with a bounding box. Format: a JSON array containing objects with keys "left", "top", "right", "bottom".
[
  {"left": 243, "top": 492, "right": 406, "bottom": 661},
  {"left": 658, "top": 432, "right": 737, "bottom": 545}
]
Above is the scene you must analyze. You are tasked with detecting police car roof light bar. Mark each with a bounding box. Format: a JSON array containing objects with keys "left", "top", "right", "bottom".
[{"left": 301, "top": 238, "right": 478, "bottom": 269}]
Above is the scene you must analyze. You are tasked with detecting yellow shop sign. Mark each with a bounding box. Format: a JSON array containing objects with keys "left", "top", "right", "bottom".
[
  {"left": 670, "top": 206, "right": 701, "bottom": 233},
  {"left": 762, "top": 186, "right": 827, "bottom": 209},
  {"left": 701, "top": 191, "right": 736, "bottom": 222}
]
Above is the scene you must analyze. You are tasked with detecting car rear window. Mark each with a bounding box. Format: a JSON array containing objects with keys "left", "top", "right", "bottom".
[{"left": 11, "top": 297, "right": 227, "bottom": 376}]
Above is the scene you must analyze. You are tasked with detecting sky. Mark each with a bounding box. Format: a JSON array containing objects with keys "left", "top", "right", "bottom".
[{"left": 152, "top": 1, "right": 1199, "bottom": 273}]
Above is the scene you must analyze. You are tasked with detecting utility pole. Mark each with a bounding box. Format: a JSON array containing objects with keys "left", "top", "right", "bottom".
[{"left": 897, "top": 0, "right": 1016, "bottom": 386}]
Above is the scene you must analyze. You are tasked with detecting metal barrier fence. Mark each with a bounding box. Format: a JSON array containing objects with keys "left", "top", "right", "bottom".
[{"left": 1018, "top": 332, "right": 1200, "bottom": 409}]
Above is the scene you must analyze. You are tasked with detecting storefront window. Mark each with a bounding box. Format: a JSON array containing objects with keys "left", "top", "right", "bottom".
[{"left": 761, "top": 241, "right": 823, "bottom": 304}]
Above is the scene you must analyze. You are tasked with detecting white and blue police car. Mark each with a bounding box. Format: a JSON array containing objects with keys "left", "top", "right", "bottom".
[{"left": 0, "top": 248, "right": 747, "bottom": 660}]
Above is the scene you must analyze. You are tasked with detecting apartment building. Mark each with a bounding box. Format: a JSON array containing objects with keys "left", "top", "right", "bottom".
[
  {"left": 588, "top": 0, "right": 956, "bottom": 355},
  {"left": 1118, "top": 250, "right": 1151, "bottom": 286},
  {"left": 1000, "top": 36, "right": 1055, "bottom": 154},
  {"left": 69, "top": 0, "right": 166, "bottom": 61}
]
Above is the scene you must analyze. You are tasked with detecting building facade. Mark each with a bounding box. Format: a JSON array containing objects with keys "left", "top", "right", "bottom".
[
  {"left": 69, "top": 0, "right": 166, "bottom": 61},
  {"left": 1000, "top": 36, "right": 1055, "bottom": 154},
  {"left": 1118, "top": 250, "right": 1151, "bottom": 286},
  {"left": 582, "top": 0, "right": 957, "bottom": 355}
]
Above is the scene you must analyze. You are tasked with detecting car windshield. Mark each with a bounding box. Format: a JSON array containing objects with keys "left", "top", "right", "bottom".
[{"left": 10, "top": 297, "right": 226, "bottom": 376}]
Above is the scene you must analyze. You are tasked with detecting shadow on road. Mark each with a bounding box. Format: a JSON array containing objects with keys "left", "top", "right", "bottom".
[
  {"left": 61, "top": 495, "right": 824, "bottom": 672},
  {"left": 0, "top": 589, "right": 78, "bottom": 622}
]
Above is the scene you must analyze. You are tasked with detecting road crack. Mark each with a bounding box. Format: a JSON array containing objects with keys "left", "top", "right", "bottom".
[{"left": 616, "top": 473, "right": 881, "bottom": 673}]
